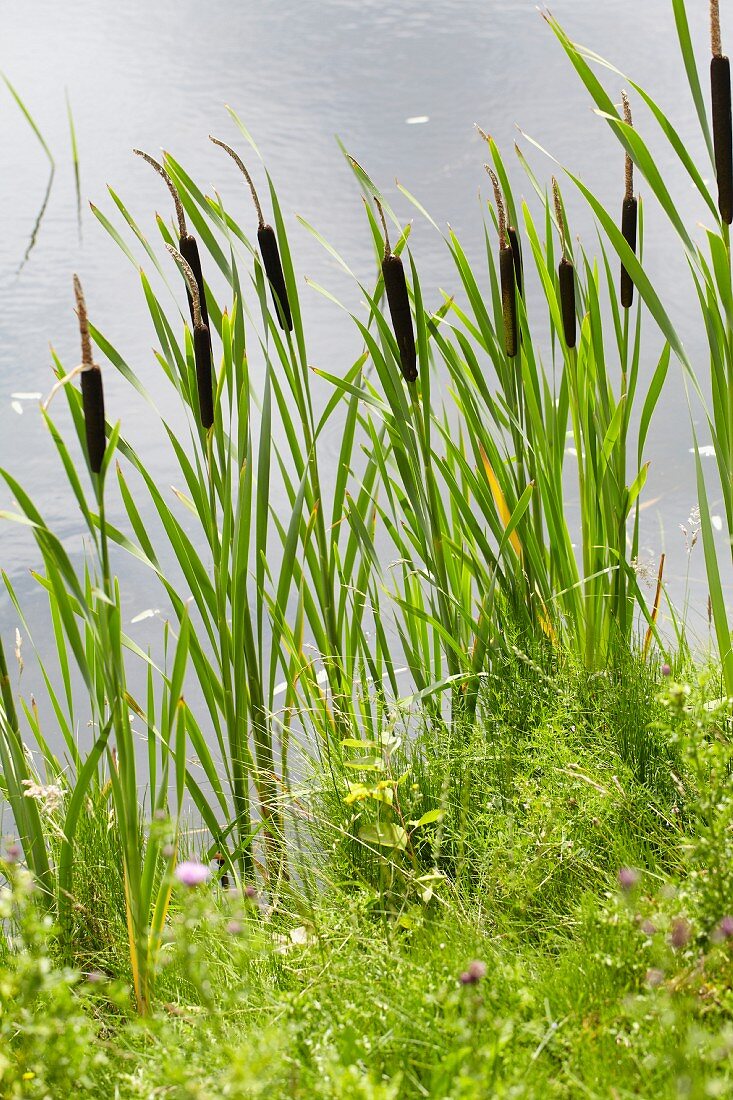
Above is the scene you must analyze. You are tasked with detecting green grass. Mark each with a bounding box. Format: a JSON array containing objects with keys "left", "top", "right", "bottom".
[{"left": 3, "top": 651, "right": 733, "bottom": 1099}]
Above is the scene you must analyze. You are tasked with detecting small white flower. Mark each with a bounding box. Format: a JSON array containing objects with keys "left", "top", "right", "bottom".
[{"left": 22, "top": 780, "right": 64, "bottom": 814}]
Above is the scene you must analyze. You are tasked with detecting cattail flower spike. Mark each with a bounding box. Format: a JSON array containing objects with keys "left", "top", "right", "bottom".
[
  {"left": 72, "top": 275, "right": 106, "bottom": 473},
  {"left": 210, "top": 135, "right": 292, "bottom": 330},
  {"left": 485, "top": 166, "right": 507, "bottom": 247},
  {"left": 711, "top": 0, "right": 733, "bottom": 223},
  {"left": 552, "top": 177, "right": 568, "bottom": 259},
  {"left": 209, "top": 136, "right": 266, "bottom": 229},
  {"left": 166, "top": 246, "right": 214, "bottom": 429},
  {"left": 166, "top": 245, "right": 203, "bottom": 328},
  {"left": 620, "top": 92, "right": 638, "bottom": 308},
  {"left": 553, "top": 179, "right": 577, "bottom": 349},
  {"left": 374, "top": 198, "right": 417, "bottom": 382},
  {"left": 374, "top": 197, "right": 392, "bottom": 260},
  {"left": 133, "top": 149, "right": 187, "bottom": 238},
  {"left": 712, "top": 0, "right": 723, "bottom": 58}
]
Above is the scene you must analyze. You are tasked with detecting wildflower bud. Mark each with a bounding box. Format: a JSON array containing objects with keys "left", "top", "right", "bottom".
[
  {"left": 712, "top": 915, "right": 733, "bottom": 941},
  {"left": 645, "top": 968, "right": 664, "bottom": 988},
  {"left": 670, "top": 917, "right": 691, "bottom": 949},
  {"left": 617, "top": 867, "right": 640, "bottom": 892},
  {"left": 459, "top": 959, "right": 486, "bottom": 984}
]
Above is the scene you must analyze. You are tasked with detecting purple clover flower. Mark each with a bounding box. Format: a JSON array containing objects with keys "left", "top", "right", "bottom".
[
  {"left": 4, "top": 843, "right": 21, "bottom": 864},
  {"left": 617, "top": 867, "right": 640, "bottom": 892},
  {"left": 174, "top": 860, "right": 211, "bottom": 887},
  {"left": 670, "top": 918, "right": 691, "bottom": 949},
  {"left": 661, "top": 663, "right": 671, "bottom": 677},
  {"left": 459, "top": 960, "right": 487, "bottom": 985}
]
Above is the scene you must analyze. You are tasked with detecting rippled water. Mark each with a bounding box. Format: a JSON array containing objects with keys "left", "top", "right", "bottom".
[{"left": 0, "top": 0, "right": 722, "bottom": 702}]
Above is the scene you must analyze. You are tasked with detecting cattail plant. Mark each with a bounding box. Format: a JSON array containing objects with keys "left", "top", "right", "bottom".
[
  {"left": 486, "top": 166, "right": 518, "bottom": 358},
  {"left": 133, "top": 149, "right": 210, "bottom": 331},
  {"left": 553, "top": 178, "right": 576, "bottom": 349},
  {"left": 73, "top": 275, "right": 106, "bottom": 474},
  {"left": 476, "top": 125, "right": 524, "bottom": 299},
  {"left": 166, "top": 245, "right": 214, "bottom": 429},
  {"left": 711, "top": 0, "right": 733, "bottom": 224},
  {"left": 620, "top": 92, "right": 638, "bottom": 309},
  {"left": 374, "top": 199, "right": 418, "bottom": 383},
  {"left": 209, "top": 136, "right": 292, "bottom": 331}
]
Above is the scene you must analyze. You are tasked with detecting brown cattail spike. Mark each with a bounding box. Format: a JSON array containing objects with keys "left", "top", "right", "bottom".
[
  {"left": 711, "top": 3, "right": 733, "bottom": 223},
  {"left": 375, "top": 198, "right": 417, "bottom": 384},
  {"left": 507, "top": 226, "right": 524, "bottom": 299},
  {"left": 552, "top": 180, "right": 576, "bottom": 349},
  {"left": 166, "top": 245, "right": 214, "bottom": 429},
  {"left": 210, "top": 135, "right": 292, "bottom": 330},
  {"left": 73, "top": 275, "right": 106, "bottom": 474},
  {"left": 487, "top": 168, "right": 517, "bottom": 357},
  {"left": 620, "top": 92, "right": 638, "bottom": 309},
  {"left": 133, "top": 149, "right": 187, "bottom": 238}
]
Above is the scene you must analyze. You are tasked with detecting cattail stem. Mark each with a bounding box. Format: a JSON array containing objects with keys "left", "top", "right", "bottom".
[
  {"left": 166, "top": 245, "right": 214, "bottom": 429},
  {"left": 711, "top": 8, "right": 733, "bottom": 225},
  {"left": 210, "top": 135, "right": 292, "bottom": 330},
  {"left": 375, "top": 197, "right": 417, "bottom": 384},
  {"left": 73, "top": 275, "right": 106, "bottom": 474},
  {"left": 133, "top": 149, "right": 187, "bottom": 238}
]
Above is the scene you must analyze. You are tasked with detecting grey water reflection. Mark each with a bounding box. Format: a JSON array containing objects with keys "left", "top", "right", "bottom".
[{"left": 0, "top": 0, "right": 723, "bottom": 746}]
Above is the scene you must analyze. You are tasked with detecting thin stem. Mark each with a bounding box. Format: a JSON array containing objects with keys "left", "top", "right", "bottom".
[
  {"left": 622, "top": 91, "right": 634, "bottom": 200},
  {"left": 133, "top": 149, "right": 187, "bottom": 238},
  {"left": 73, "top": 274, "right": 93, "bottom": 367},
  {"left": 209, "top": 136, "right": 265, "bottom": 228},
  {"left": 165, "top": 244, "right": 202, "bottom": 327},
  {"left": 374, "top": 197, "right": 391, "bottom": 260},
  {"left": 712, "top": 0, "right": 723, "bottom": 58},
  {"left": 552, "top": 178, "right": 568, "bottom": 259},
  {"left": 485, "top": 165, "right": 507, "bottom": 247}
]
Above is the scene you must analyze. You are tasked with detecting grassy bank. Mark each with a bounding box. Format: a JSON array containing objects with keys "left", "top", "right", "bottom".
[{"left": 4, "top": 651, "right": 733, "bottom": 1098}]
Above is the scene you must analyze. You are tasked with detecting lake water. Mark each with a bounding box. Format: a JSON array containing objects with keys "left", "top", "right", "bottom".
[{"left": 0, "top": 0, "right": 724, "bottom": 721}]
